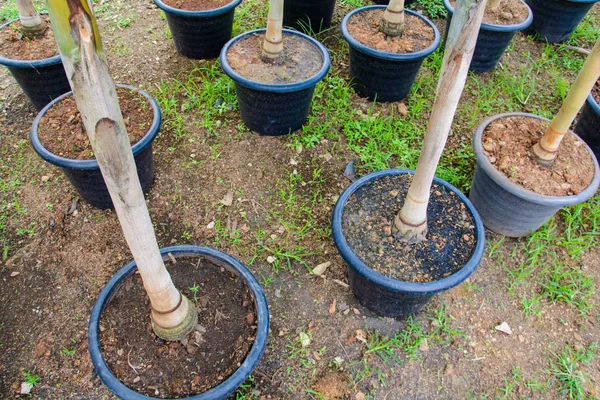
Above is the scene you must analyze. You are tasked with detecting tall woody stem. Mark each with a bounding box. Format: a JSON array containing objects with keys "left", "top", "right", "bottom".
[
  {"left": 380, "top": 0, "right": 405, "bottom": 37},
  {"left": 262, "top": 0, "right": 284, "bottom": 62},
  {"left": 15, "top": 0, "right": 46, "bottom": 37},
  {"left": 46, "top": 0, "right": 197, "bottom": 341}
]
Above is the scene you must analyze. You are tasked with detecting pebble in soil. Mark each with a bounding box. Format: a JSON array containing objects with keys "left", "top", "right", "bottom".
[
  {"left": 226, "top": 32, "right": 323, "bottom": 84},
  {"left": 99, "top": 256, "right": 257, "bottom": 398},
  {"left": 342, "top": 174, "right": 476, "bottom": 283}
]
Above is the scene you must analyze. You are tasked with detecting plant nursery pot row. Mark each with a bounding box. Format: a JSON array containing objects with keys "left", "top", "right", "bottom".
[
  {"left": 0, "top": 17, "right": 70, "bottom": 110},
  {"left": 220, "top": 29, "right": 330, "bottom": 136},
  {"left": 524, "top": 0, "right": 599, "bottom": 43},
  {"left": 341, "top": 5, "right": 440, "bottom": 102},
  {"left": 30, "top": 85, "right": 160, "bottom": 209},
  {"left": 89, "top": 245, "right": 270, "bottom": 400},
  {"left": 469, "top": 112, "right": 600, "bottom": 237},
  {"left": 442, "top": 0, "right": 533, "bottom": 73},
  {"left": 332, "top": 169, "right": 486, "bottom": 317}
]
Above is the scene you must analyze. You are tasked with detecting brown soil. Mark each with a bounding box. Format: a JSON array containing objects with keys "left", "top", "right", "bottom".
[
  {"left": 162, "top": 0, "right": 230, "bottom": 11},
  {"left": 451, "top": 0, "right": 529, "bottom": 25},
  {"left": 226, "top": 33, "right": 323, "bottom": 84},
  {"left": 482, "top": 116, "right": 595, "bottom": 196},
  {"left": 0, "top": 16, "right": 58, "bottom": 61},
  {"left": 311, "top": 372, "right": 349, "bottom": 399},
  {"left": 99, "top": 256, "right": 256, "bottom": 398},
  {"left": 346, "top": 9, "right": 435, "bottom": 54},
  {"left": 342, "top": 174, "right": 476, "bottom": 283},
  {"left": 37, "top": 88, "right": 153, "bottom": 160},
  {"left": 592, "top": 78, "right": 600, "bottom": 104}
]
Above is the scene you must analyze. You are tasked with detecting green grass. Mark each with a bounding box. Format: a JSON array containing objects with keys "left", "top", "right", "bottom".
[{"left": 548, "top": 343, "right": 598, "bottom": 400}]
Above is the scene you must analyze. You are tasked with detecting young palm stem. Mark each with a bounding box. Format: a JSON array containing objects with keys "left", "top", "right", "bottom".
[
  {"left": 15, "top": 0, "right": 47, "bottom": 38},
  {"left": 487, "top": 0, "right": 501, "bottom": 11},
  {"left": 262, "top": 0, "right": 284, "bottom": 62},
  {"left": 392, "top": 0, "right": 488, "bottom": 243},
  {"left": 380, "top": 0, "right": 405, "bottom": 38},
  {"left": 46, "top": 0, "right": 196, "bottom": 341},
  {"left": 532, "top": 37, "right": 600, "bottom": 166}
]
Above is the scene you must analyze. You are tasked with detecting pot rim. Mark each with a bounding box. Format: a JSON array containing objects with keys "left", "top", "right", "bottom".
[
  {"left": 0, "top": 15, "right": 62, "bottom": 68},
  {"left": 332, "top": 168, "right": 486, "bottom": 295},
  {"left": 585, "top": 92, "right": 600, "bottom": 114},
  {"left": 30, "top": 84, "right": 162, "bottom": 171},
  {"left": 442, "top": 0, "right": 533, "bottom": 32},
  {"left": 152, "top": 0, "right": 242, "bottom": 17},
  {"left": 88, "top": 245, "right": 270, "bottom": 400},
  {"left": 220, "top": 28, "right": 331, "bottom": 93},
  {"left": 473, "top": 112, "right": 600, "bottom": 206},
  {"left": 340, "top": 6, "right": 441, "bottom": 61}
]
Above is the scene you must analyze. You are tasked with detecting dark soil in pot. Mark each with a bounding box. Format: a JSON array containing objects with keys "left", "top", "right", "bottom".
[
  {"left": 0, "top": 16, "right": 70, "bottom": 110},
  {"left": 99, "top": 256, "right": 256, "bottom": 398},
  {"left": 575, "top": 80, "right": 600, "bottom": 160},
  {"left": 342, "top": 174, "right": 477, "bottom": 283},
  {"left": 37, "top": 87, "right": 152, "bottom": 160},
  {"left": 481, "top": 115, "right": 594, "bottom": 196},
  {"left": 443, "top": 0, "right": 532, "bottom": 73},
  {"left": 221, "top": 29, "right": 330, "bottom": 136},
  {"left": 162, "top": 0, "right": 230, "bottom": 10},
  {"left": 340, "top": 6, "right": 440, "bottom": 102}
]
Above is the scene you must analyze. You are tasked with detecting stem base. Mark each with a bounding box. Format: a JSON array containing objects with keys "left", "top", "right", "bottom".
[
  {"left": 151, "top": 294, "right": 198, "bottom": 341},
  {"left": 392, "top": 214, "right": 427, "bottom": 244}
]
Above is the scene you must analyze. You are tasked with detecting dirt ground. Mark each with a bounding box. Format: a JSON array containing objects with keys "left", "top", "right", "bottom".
[{"left": 1, "top": 1, "right": 599, "bottom": 399}]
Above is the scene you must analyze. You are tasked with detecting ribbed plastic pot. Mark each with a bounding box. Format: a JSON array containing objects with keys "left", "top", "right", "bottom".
[
  {"left": 220, "top": 29, "right": 330, "bottom": 136},
  {"left": 88, "top": 245, "right": 270, "bottom": 400},
  {"left": 575, "top": 94, "right": 600, "bottom": 161},
  {"left": 470, "top": 113, "right": 600, "bottom": 238},
  {"left": 442, "top": 0, "right": 532, "bottom": 73},
  {"left": 153, "top": 0, "right": 242, "bottom": 59},
  {"left": 283, "top": 0, "right": 336, "bottom": 33},
  {"left": 332, "top": 169, "right": 486, "bottom": 318},
  {"left": 524, "top": 0, "right": 599, "bottom": 43},
  {"left": 340, "top": 6, "right": 440, "bottom": 102},
  {"left": 30, "top": 84, "right": 161, "bottom": 209},
  {"left": 0, "top": 18, "right": 71, "bottom": 110}
]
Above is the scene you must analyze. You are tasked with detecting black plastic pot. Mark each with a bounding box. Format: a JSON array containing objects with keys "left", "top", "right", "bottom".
[
  {"left": 220, "top": 29, "right": 330, "bottom": 136},
  {"left": 372, "top": 0, "right": 416, "bottom": 5},
  {"left": 30, "top": 84, "right": 161, "bottom": 209},
  {"left": 283, "top": 0, "right": 336, "bottom": 33},
  {"left": 470, "top": 113, "right": 600, "bottom": 238},
  {"left": 153, "top": 0, "right": 242, "bottom": 59},
  {"left": 0, "top": 18, "right": 71, "bottom": 110},
  {"left": 524, "top": 0, "right": 599, "bottom": 43},
  {"left": 340, "top": 6, "right": 440, "bottom": 102},
  {"left": 88, "top": 245, "right": 270, "bottom": 400},
  {"left": 575, "top": 93, "right": 600, "bottom": 161},
  {"left": 332, "top": 169, "right": 486, "bottom": 318},
  {"left": 442, "top": 0, "right": 532, "bottom": 73}
]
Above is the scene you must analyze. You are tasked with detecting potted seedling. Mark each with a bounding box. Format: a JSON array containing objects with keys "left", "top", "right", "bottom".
[
  {"left": 574, "top": 77, "right": 600, "bottom": 161},
  {"left": 524, "top": 0, "right": 599, "bottom": 43},
  {"left": 443, "top": 0, "right": 533, "bottom": 72},
  {"left": 153, "top": 0, "right": 242, "bottom": 59},
  {"left": 340, "top": 0, "right": 440, "bottom": 102},
  {"left": 220, "top": 0, "right": 331, "bottom": 135},
  {"left": 469, "top": 38, "right": 600, "bottom": 237},
  {"left": 45, "top": 1, "right": 268, "bottom": 398},
  {"left": 283, "top": 0, "right": 336, "bottom": 34},
  {"left": 0, "top": 0, "right": 70, "bottom": 109},
  {"left": 332, "top": 0, "right": 487, "bottom": 317}
]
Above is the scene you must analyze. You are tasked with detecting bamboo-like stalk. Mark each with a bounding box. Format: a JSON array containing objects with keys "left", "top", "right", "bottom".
[
  {"left": 15, "top": 0, "right": 46, "bottom": 37},
  {"left": 487, "top": 0, "right": 501, "bottom": 11},
  {"left": 532, "top": 37, "right": 600, "bottom": 166},
  {"left": 380, "top": 0, "right": 405, "bottom": 37},
  {"left": 392, "top": 0, "right": 488, "bottom": 243},
  {"left": 46, "top": 0, "right": 197, "bottom": 341},
  {"left": 262, "top": 0, "right": 284, "bottom": 62}
]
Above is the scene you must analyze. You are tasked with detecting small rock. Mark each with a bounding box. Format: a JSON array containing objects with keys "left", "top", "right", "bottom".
[
  {"left": 41, "top": 175, "right": 50, "bottom": 182},
  {"left": 419, "top": 338, "right": 429, "bottom": 352},
  {"left": 574, "top": 332, "right": 583, "bottom": 342},
  {"left": 338, "top": 302, "right": 348, "bottom": 311},
  {"left": 355, "top": 329, "right": 367, "bottom": 344},
  {"left": 518, "top": 335, "right": 525, "bottom": 343},
  {"left": 352, "top": 308, "right": 360, "bottom": 315},
  {"left": 206, "top": 221, "right": 215, "bottom": 229},
  {"left": 10, "top": 271, "right": 20, "bottom": 277},
  {"left": 495, "top": 322, "right": 513, "bottom": 335},
  {"left": 246, "top": 313, "right": 255, "bottom": 325},
  {"left": 320, "top": 153, "right": 333, "bottom": 162},
  {"left": 20, "top": 382, "right": 33, "bottom": 395},
  {"left": 356, "top": 392, "right": 366, "bottom": 400},
  {"left": 329, "top": 299, "right": 337, "bottom": 315},
  {"left": 312, "top": 261, "right": 331, "bottom": 276},
  {"left": 266, "top": 256, "right": 276, "bottom": 264},
  {"left": 397, "top": 102, "right": 408, "bottom": 116},
  {"left": 290, "top": 159, "right": 298, "bottom": 165},
  {"left": 274, "top": 289, "right": 281, "bottom": 298},
  {"left": 133, "top": 376, "right": 141, "bottom": 384},
  {"left": 444, "top": 364, "right": 454, "bottom": 376},
  {"left": 313, "top": 351, "right": 322, "bottom": 361},
  {"left": 300, "top": 332, "right": 311, "bottom": 347},
  {"left": 220, "top": 191, "right": 234, "bottom": 207}
]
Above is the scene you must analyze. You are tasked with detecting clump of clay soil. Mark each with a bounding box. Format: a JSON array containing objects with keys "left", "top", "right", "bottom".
[
  {"left": 99, "top": 256, "right": 257, "bottom": 398},
  {"left": 450, "top": 0, "right": 529, "bottom": 25},
  {"left": 226, "top": 32, "right": 323, "bottom": 84},
  {"left": 0, "top": 16, "right": 58, "bottom": 60},
  {"left": 162, "top": 0, "right": 230, "bottom": 11},
  {"left": 592, "top": 78, "right": 599, "bottom": 104},
  {"left": 346, "top": 8, "right": 435, "bottom": 54},
  {"left": 37, "top": 88, "right": 154, "bottom": 160},
  {"left": 342, "top": 174, "right": 476, "bottom": 283},
  {"left": 482, "top": 116, "right": 595, "bottom": 196}
]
